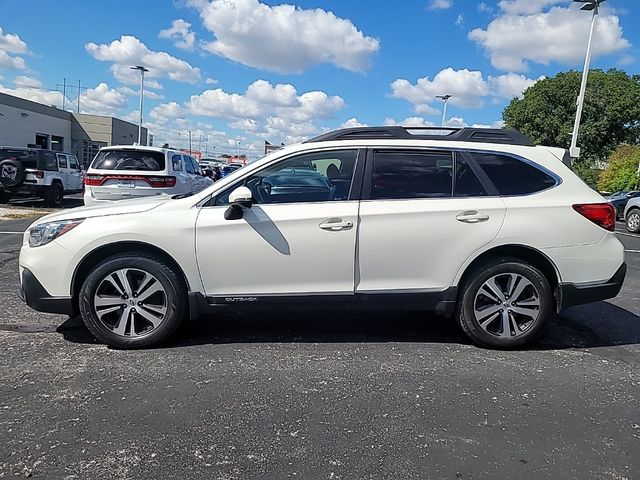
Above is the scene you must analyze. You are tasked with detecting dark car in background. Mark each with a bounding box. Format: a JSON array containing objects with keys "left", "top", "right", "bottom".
[{"left": 606, "top": 190, "right": 640, "bottom": 219}]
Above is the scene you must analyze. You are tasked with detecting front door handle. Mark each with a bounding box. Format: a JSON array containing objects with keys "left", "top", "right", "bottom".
[
  {"left": 319, "top": 218, "right": 354, "bottom": 231},
  {"left": 456, "top": 210, "right": 490, "bottom": 224}
]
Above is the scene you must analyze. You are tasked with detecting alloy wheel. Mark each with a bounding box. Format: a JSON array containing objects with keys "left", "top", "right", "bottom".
[
  {"left": 628, "top": 212, "right": 640, "bottom": 232},
  {"left": 93, "top": 268, "right": 167, "bottom": 337},
  {"left": 473, "top": 273, "right": 541, "bottom": 338}
]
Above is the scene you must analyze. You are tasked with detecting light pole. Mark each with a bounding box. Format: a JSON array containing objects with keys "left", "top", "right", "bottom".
[
  {"left": 436, "top": 94, "right": 452, "bottom": 127},
  {"left": 130, "top": 65, "right": 149, "bottom": 145},
  {"left": 569, "top": 0, "right": 606, "bottom": 159}
]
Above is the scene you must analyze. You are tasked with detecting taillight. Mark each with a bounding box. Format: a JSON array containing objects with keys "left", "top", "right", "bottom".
[
  {"left": 146, "top": 176, "right": 176, "bottom": 188},
  {"left": 83, "top": 174, "right": 175, "bottom": 188},
  {"left": 572, "top": 203, "right": 616, "bottom": 232},
  {"left": 33, "top": 170, "right": 44, "bottom": 179},
  {"left": 84, "top": 174, "right": 104, "bottom": 186}
]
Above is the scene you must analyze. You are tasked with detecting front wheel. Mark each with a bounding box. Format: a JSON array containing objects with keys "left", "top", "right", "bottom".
[
  {"left": 627, "top": 209, "right": 640, "bottom": 234},
  {"left": 456, "top": 259, "right": 553, "bottom": 349},
  {"left": 79, "top": 253, "right": 187, "bottom": 348}
]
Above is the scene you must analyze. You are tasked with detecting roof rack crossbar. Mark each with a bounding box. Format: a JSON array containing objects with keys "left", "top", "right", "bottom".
[{"left": 304, "top": 126, "right": 534, "bottom": 146}]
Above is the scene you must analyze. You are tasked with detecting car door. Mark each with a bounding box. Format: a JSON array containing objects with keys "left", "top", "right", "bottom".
[
  {"left": 56, "top": 154, "right": 70, "bottom": 188},
  {"left": 195, "top": 148, "right": 363, "bottom": 298},
  {"left": 67, "top": 155, "right": 83, "bottom": 191},
  {"left": 356, "top": 148, "right": 506, "bottom": 294},
  {"left": 182, "top": 155, "right": 198, "bottom": 193}
]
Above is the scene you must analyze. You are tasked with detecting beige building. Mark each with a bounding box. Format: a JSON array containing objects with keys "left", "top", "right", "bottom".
[{"left": 0, "top": 92, "right": 148, "bottom": 167}]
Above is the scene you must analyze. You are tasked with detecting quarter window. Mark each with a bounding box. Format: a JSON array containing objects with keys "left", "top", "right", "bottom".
[
  {"left": 172, "top": 155, "right": 183, "bottom": 171},
  {"left": 471, "top": 152, "right": 557, "bottom": 196},
  {"left": 371, "top": 150, "right": 453, "bottom": 200},
  {"left": 215, "top": 149, "right": 358, "bottom": 206}
]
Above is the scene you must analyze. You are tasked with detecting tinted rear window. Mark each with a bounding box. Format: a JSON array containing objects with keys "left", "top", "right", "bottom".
[
  {"left": 471, "top": 152, "right": 557, "bottom": 196},
  {"left": 91, "top": 150, "right": 165, "bottom": 171},
  {"left": 0, "top": 149, "right": 39, "bottom": 169}
]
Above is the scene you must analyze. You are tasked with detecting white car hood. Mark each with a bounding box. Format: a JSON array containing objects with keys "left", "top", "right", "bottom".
[{"left": 32, "top": 195, "right": 170, "bottom": 226}]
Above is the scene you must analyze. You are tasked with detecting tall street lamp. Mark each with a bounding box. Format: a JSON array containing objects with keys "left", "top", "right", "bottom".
[
  {"left": 436, "top": 94, "right": 452, "bottom": 127},
  {"left": 569, "top": 0, "right": 606, "bottom": 160},
  {"left": 130, "top": 65, "right": 149, "bottom": 145}
]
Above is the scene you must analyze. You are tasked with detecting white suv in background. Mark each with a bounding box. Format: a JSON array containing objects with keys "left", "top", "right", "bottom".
[
  {"left": 19, "top": 127, "right": 625, "bottom": 349},
  {"left": 83, "top": 146, "right": 213, "bottom": 205}
]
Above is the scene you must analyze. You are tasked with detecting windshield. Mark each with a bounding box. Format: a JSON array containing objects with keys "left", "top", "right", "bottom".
[{"left": 91, "top": 150, "right": 165, "bottom": 171}]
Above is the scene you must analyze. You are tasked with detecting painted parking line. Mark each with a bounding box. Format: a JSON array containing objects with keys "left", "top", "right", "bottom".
[{"left": 626, "top": 250, "right": 640, "bottom": 254}]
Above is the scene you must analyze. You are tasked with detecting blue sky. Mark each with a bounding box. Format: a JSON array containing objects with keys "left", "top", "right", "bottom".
[{"left": 0, "top": 0, "right": 638, "bottom": 157}]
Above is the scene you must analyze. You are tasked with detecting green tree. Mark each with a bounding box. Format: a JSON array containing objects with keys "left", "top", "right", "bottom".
[
  {"left": 503, "top": 69, "right": 640, "bottom": 186},
  {"left": 597, "top": 145, "right": 640, "bottom": 192}
]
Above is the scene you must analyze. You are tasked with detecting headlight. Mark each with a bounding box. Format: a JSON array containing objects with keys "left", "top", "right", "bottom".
[{"left": 28, "top": 219, "right": 84, "bottom": 247}]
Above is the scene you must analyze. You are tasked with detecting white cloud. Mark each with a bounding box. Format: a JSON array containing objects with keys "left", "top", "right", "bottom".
[
  {"left": 193, "top": 0, "right": 379, "bottom": 74},
  {"left": 86, "top": 35, "right": 201, "bottom": 83},
  {"left": 488, "top": 73, "right": 543, "bottom": 99},
  {"left": 149, "top": 101, "right": 185, "bottom": 123},
  {"left": 469, "top": 5, "right": 630, "bottom": 71},
  {"left": 391, "top": 68, "right": 490, "bottom": 110},
  {"left": 13, "top": 75, "right": 42, "bottom": 89},
  {"left": 455, "top": 14, "right": 464, "bottom": 27},
  {"left": 427, "top": 0, "right": 453, "bottom": 10},
  {"left": 477, "top": 2, "right": 493, "bottom": 13},
  {"left": 186, "top": 80, "right": 345, "bottom": 124},
  {"left": 384, "top": 117, "right": 436, "bottom": 127},
  {"left": 110, "top": 64, "right": 164, "bottom": 90},
  {"left": 116, "top": 85, "right": 164, "bottom": 100},
  {"left": 0, "top": 27, "right": 29, "bottom": 70},
  {"left": 159, "top": 19, "right": 196, "bottom": 50},
  {"left": 497, "top": 0, "right": 562, "bottom": 15},
  {"left": 340, "top": 118, "right": 368, "bottom": 128},
  {"left": 205, "top": 77, "right": 218, "bottom": 84},
  {"left": 0, "top": 81, "right": 126, "bottom": 116}
]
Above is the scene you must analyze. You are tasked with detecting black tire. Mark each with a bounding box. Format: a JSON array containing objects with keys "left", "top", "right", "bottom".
[
  {"left": 456, "top": 258, "right": 553, "bottom": 349},
  {"left": 79, "top": 253, "right": 187, "bottom": 348},
  {"left": 626, "top": 209, "right": 640, "bottom": 234},
  {"left": 0, "top": 159, "right": 26, "bottom": 187},
  {"left": 43, "top": 182, "right": 64, "bottom": 207},
  {"left": 0, "top": 190, "right": 9, "bottom": 204}
]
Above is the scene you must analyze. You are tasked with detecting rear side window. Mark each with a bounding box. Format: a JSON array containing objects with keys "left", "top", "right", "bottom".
[
  {"left": 471, "top": 152, "right": 556, "bottom": 195},
  {"left": 371, "top": 150, "right": 453, "bottom": 200},
  {"left": 57, "top": 154, "right": 67, "bottom": 168},
  {"left": 42, "top": 153, "right": 57, "bottom": 171},
  {"left": 455, "top": 156, "right": 486, "bottom": 197},
  {"left": 172, "top": 155, "right": 183, "bottom": 171},
  {"left": 91, "top": 150, "right": 165, "bottom": 171}
]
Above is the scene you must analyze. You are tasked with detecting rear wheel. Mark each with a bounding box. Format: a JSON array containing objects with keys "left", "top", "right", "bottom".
[
  {"left": 43, "top": 182, "right": 64, "bottom": 207},
  {"left": 0, "top": 190, "right": 9, "bottom": 204},
  {"left": 79, "top": 253, "right": 187, "bottom": 348},
  {"left": 627, "top": 209, "right": 640, "bottom": 234},
  {"left": 456, "top": 259, "right": 553, "bottom": 349}
]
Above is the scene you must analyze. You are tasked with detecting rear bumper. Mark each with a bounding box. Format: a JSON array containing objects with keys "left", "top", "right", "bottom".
[
  {"left": 559, "top": 263, "right": 626, "bottom": 310},
  {"left": 18, "top": 267, "right": 76, "bottom": 316}
]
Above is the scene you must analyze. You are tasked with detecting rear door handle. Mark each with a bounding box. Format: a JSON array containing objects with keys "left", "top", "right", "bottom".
[
  {"left": 319, "top": 218, "right": 354, "bottom": 231},
  {"left": 456, "top": 210, "right": 490, "bottom": 224}
]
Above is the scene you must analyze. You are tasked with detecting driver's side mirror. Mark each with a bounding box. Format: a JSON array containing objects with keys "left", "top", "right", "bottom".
[{"left": 224, "top": 186, "right": 253, "bottom": 220}]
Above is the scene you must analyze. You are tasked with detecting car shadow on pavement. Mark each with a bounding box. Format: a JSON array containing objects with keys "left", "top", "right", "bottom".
[{"left": 55, "top": 301, "right": 640, "bottom": 350}]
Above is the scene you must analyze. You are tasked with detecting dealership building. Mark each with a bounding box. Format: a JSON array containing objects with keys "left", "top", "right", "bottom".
[{"left": 0, "top": 92, "right": 148, "bottom": 167}]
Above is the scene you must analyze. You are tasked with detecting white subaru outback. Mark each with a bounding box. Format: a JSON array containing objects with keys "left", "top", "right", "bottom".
[{"left": 18, "top": 127, "right": 626, "bottom": 349}]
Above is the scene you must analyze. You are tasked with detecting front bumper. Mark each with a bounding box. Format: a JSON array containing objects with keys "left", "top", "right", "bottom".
[
  {"left": 559, "top": 263, "right": 626, "bottom": 310},
  {"left": 18, "top": 268, "right": 76, "bottom": 316}
]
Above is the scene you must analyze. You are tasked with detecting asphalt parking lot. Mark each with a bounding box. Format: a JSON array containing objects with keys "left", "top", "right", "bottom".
[{"left": 0, "top": 215, "right": 639, "bottom": 479}]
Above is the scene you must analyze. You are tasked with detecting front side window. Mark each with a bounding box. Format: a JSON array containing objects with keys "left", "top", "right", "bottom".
[
  {"left": 215, "top": 149, "right": 358, "bottom": 206},
  {"left": 91, "top": 150, "right": 165, "bottom": 171},
  {"left": 68, "top": 156, "right": 78, "bottom": 170},
  {"left": 184, "top": 156, "right": 196, "bottom": 174},
  {"left": 57, "top": 154, "right": 68, "bottom": 169},
  {"left": 371, "top": 150, "right": 453, "bottom": 200},
  {"left": 471, "top": 152, "right": 557, "bottom": 196}
]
